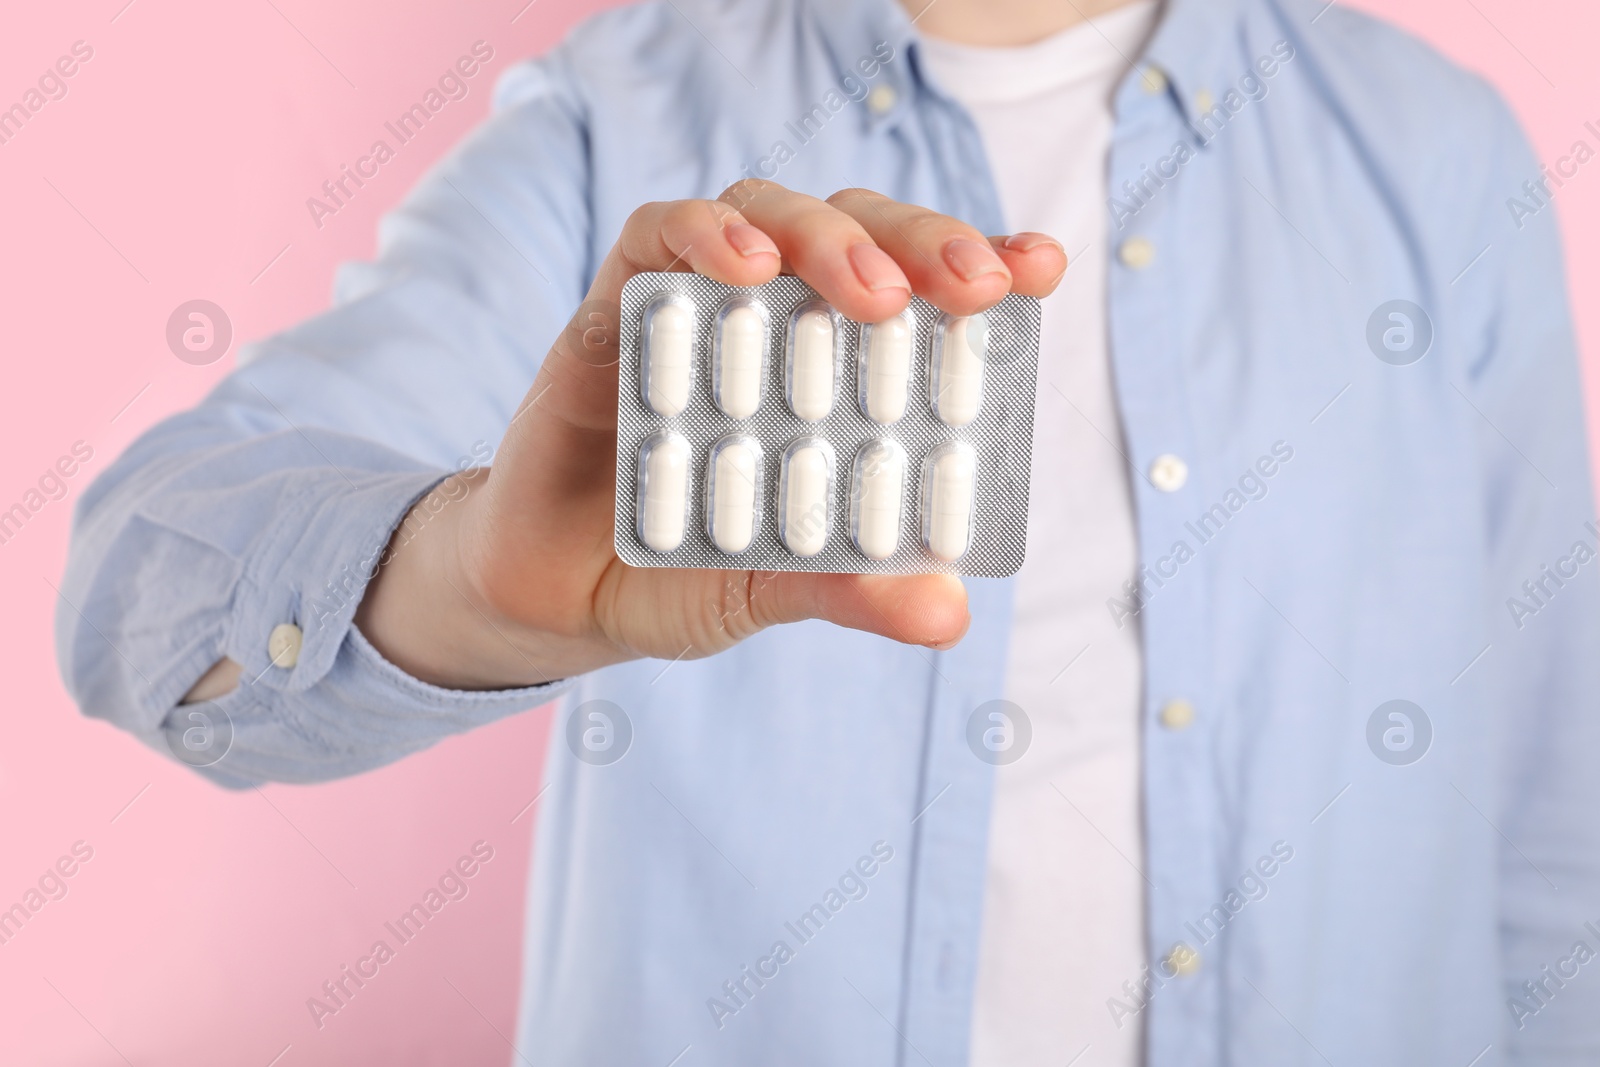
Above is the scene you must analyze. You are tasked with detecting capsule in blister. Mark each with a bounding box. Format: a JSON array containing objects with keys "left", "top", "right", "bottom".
[
  {"left": 705, "top": 434, "right": 763, "bottom": 554},
  {"left": 778, "top": 437, "right": 836, "bottom": 557},
  {"left": 920, "top": 441, "right": 978, "bottom": 562},
  {"left": 857, "top": 309, "right": 914, "bottom": 425},
  {"left": 642, "top": 296, "right": 695, "bottom": 416},
  {"left": 785, "top": 301, "right": 838, "bottom": 421},
  {"left": 929, "top": 312, "right": 987, "bottom": 428},
  {"left": 616, "top": 272, "right": 1042, "bottom": 578},
  {"left": 849, "top": 439, "right": 907, "bottom": 561},
  {"left": 636, "top": 431, "right": 691, "bottom": 552},
  {"left": 713, "top": 298, "right": 767, "bottom": 419}
]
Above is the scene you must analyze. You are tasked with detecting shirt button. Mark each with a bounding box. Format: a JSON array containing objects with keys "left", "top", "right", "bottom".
[
  {"left": 1195, "top": 88, "right": 1215, "bottom": 113},
  {"left": 1140, "top": 66, "right": 1168, "bottom": 94},
  {"left": 268, "top": 623, "right": 303, "bottom": 668},
  {"left": 1117, "top": 236, "right": 1155, "bottom": 270},
  {"left": 1164, "top": 943, "right": 1201, "bottom": 976},
  {"left": 1148, "top": 454, "right": 1188, "bottom": 492},
  {"left": 866, "top": 83, "right": 897, "bottom": 116},
  {"left": 1159, "top": 699, "right": 1196, "bottom": 731}
]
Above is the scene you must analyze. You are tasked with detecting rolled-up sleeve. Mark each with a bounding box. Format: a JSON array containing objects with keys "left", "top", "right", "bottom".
[{"left": 54, "top": 51, "right": 594, "bottom": 785}]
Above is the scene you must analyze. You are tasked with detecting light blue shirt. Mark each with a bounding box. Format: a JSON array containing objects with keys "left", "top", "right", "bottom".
[{"left": 57, "top": 0, "right": 1600, "bottom": 1062}]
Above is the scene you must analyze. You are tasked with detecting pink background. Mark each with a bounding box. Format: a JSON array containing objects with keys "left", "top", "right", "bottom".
[{"left": 0, "top": 1, "right": 1592, "bottom": 1063}]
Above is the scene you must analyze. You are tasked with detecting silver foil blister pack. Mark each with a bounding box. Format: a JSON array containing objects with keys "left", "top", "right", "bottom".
[{"left": 613, "top": 272, "right": 1040, "bottom": 576}]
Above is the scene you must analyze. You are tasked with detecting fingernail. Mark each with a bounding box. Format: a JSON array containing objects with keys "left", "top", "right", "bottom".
[
  {"left": 944, "top": 238, "right": 1010, "bottom": 282},
  {"left": 726, "top": 222, "right": 779, "bottom": 258},
  {"left": 1003, "top": 232, "right": 1065, "bottom": 254},
  {"left": 848, "top": 242, "right": 911, "bottom": 293}
]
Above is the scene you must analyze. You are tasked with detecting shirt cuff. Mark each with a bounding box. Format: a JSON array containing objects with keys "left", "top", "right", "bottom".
[{"left": 176, "top": 466, "right": 571, "bottom": 784}]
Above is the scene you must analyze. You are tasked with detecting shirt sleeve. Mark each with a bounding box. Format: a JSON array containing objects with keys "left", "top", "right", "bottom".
[
  {"left": 53, "top": 51, "right": 595, "bottom": 786},
  {"left": 1460, "top": 92, "right": 1600, "bottom": 1054}
]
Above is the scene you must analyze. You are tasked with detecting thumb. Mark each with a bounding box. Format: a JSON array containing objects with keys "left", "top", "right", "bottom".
[{"left": 746, "top": 571, "right": 971, "bottom": 650}]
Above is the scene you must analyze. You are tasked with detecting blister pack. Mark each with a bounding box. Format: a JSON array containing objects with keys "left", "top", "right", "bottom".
[{"left": 612, "top": 272, "right": 1040, "bottom": 577}]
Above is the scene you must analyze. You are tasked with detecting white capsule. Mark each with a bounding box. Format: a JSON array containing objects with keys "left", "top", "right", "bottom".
[
  {"left": 779, "top": 439, "right": 835, "bottom": 557},
  {"left": 714, "top": 301, "right": 765, "bottom": 419},
  {"left": 930, "top": 312, "right": 987, "bottom": 427},
  {"left": 858, "top": 311, "right": 913, "bottom": 425},
  {"left": 706, "top": 436, "right": 761, "bottom": 554},
  {"left": 787, "top": 304, "right": 837, "bottom": 421},
  {"left": 850, "top": 439, "right": 907, "bottom": 561},
  {"left": 921, "top": 442, "right": 978, "bottom": 562},
  {"left": 643, "top": 298, "right": 694, "bottom": 416},
  {"left": 637, "top": 432, "right": 690, "bottom": 552}
]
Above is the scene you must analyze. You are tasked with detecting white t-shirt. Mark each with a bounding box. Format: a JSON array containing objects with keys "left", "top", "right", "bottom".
[{"left": 918, "top": 4, "right": 1159, "bottom": 1065}]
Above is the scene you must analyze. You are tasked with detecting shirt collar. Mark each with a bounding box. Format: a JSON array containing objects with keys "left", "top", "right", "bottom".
[
  {"left": 799, "top": 0, "right": 918, "bottom": 131},
  {"left": 1138, "top": 0, "right": 1250, "bottom": 133},
  {"left": 801, "top": 0, "right": 1246, "bottom": 133}
]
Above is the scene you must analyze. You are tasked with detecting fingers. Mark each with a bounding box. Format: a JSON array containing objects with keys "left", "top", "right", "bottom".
[
  {"left": 825, "top": 187, "right": 1015, "bottom": 315},
  {"left": 591, "top": 197, "right": 782, "bottom": 302},
  {"left": 746, "top": 571, "right": 970, "bottom": 650},
  {"left": 721, "top": 180, "right": 912, "bottom": 323},
  {"left": 988, "top": 233, "right": 1069, "bottom": 298}
]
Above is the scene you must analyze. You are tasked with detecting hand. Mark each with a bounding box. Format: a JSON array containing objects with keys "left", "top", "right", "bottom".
[{"left": 353, "top": 181, "right": 1068, "bottom": 690}]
